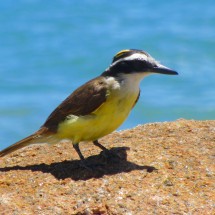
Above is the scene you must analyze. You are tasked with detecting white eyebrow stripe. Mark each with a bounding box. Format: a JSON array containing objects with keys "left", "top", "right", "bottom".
[
  {"left": 123, "top": 53, "right": 160, "bottom": 66},
  {"left": 110, "top": 53, "right": 149, "bottom": 68},
  {"left": 123, "top": 53, "right": 148, "bottom": 61}
]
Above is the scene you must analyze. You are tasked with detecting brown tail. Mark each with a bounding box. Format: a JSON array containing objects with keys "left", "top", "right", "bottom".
[{"left": 0, "top": 127, "right": 55, "bottom": 157}]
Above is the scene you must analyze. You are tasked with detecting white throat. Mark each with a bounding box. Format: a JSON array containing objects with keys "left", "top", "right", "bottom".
[
  {"left": 119, "top": 72, "right": 150, "bottom": 91},
  {"left": 105, "top": 72, "right": 150, "bottom": 95}
]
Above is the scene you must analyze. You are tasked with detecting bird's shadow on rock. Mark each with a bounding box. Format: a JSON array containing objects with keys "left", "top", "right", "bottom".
[{"left": 0, "top": 147, "right": 157, "bottom": 181}]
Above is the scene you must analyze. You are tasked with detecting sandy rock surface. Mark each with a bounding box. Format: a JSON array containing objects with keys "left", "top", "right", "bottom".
[{"left": 0, "top": 119, "right": 214, "bottom": 214}]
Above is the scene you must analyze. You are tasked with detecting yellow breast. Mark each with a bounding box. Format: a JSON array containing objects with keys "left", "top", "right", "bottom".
[{"left": 56, "top": 84, "right": 139, "bottom": 143}]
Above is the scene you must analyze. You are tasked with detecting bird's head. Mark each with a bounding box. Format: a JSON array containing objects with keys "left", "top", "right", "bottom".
[{"left": 102, "top": 49, "right": 178, "bottom": 78}]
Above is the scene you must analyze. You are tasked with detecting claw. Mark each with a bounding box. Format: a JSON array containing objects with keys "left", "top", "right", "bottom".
[{"left": 93, "top": 140, "right": 121, "bottom": 160}]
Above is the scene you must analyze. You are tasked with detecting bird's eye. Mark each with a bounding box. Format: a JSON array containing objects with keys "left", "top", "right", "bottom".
[
  {"left": 133, "top": 60, "right": 150, "bottom": 71},
  {"left": 117, "top": 61, "right": 129, "bottom": 70},
  {"left": 110, "top": 61, "right": 130, "bottom": 74}
]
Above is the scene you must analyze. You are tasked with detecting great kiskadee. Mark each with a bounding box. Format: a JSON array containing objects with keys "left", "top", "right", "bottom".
[{"left": 0, "top": 49, "right": 178, "bottom": 165}]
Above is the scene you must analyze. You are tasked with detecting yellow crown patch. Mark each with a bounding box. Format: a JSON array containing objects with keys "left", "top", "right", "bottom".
[{"left": 115, "top": 49, "right": 130, "bottom": 58}]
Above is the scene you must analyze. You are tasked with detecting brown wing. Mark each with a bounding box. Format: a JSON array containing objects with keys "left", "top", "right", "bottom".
[{"left": 43, "top": 76, "right": 108, "bottom": 132}]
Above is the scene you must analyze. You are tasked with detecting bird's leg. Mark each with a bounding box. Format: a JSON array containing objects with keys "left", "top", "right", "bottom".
[
  {"left": 73, "top": 142, "right": 105, "bottom": 170},
  {"left": 93, "top": 140, "right": 109, "bottom": 152},
  {"left": 73, "top": 143, "right": 94, "bottom": 170},
  {"left": 73, "top": 143, "right": 85, "bottom": 161},
  {"left": 93, "top": 140, "right": 120, "bottom": 159}
]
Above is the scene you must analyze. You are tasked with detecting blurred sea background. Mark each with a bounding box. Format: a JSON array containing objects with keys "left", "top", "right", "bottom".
[{"left": 0, "top": 0, "right": 214, "bottom": 150}]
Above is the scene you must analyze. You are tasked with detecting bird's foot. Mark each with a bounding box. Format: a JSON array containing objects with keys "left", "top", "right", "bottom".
[{"left": 93, "top": 140, "right": 121, "bottom": 160}]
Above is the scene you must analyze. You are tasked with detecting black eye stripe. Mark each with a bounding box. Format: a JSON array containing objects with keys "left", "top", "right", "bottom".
[
  {"left": 131, "top": 60, "right": 152, "bottom": 69},
  {"left": 105, "top": 59, "right": 153, "bottom": 76},
  {"left": 102, "top": 57, "right": 154, "bottom": 77},
  {"left": 116, "top": 60, "right": 152, "bottom": 71}
]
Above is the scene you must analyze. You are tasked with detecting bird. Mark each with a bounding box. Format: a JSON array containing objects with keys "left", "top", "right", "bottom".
[{"left": 0, "top": 49, "right": 178, "bottom": 166}]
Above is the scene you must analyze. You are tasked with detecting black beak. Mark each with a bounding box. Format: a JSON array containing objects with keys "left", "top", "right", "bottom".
[{"left": 152, "top": 64, "right": 178, "bottom": 75}]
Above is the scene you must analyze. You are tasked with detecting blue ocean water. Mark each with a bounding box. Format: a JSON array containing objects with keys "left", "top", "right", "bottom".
[{"left": 0, "top": 0, "right": 214, "bottom": 150}]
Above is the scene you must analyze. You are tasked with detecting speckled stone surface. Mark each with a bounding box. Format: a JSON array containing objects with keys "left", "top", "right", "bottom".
[{"left": 0, "top": 119, "right": 214, "bottom": 214}]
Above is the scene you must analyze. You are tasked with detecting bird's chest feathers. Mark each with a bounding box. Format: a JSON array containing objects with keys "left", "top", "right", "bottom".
[
  {"left": 57, "top": 76, "right": 140, "bottom": 142},
  {"left": 95, "top": 76, "right": 140, "bottom": 119}
]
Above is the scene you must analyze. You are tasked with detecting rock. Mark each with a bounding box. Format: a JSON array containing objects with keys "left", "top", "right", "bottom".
[{"left": 0, "top": 119, "right": 214, "bottom": 214}]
